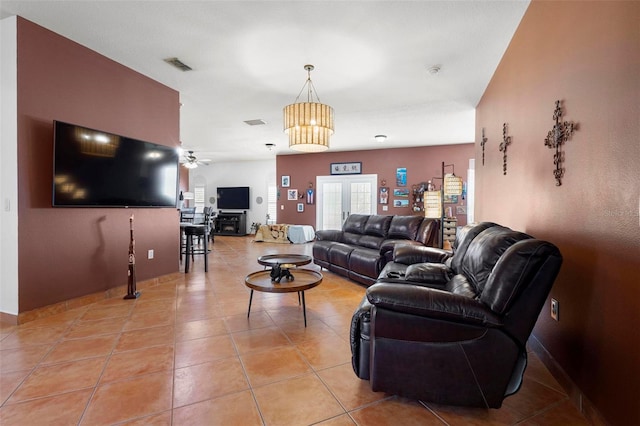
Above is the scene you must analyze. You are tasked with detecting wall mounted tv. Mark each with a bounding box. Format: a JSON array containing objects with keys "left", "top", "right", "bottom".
[
  {"left": 217, "top": 186, "right": 250, "bottom": 210},
  {"left": 52, "top": 120, "right": 179, "bottom": 207}
]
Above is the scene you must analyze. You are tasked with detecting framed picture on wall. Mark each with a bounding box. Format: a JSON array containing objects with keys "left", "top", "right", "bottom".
[
  {"left": 281, "top": 175, "right": 290, "bottom": 187},
  {"left": 330, "top": 162, "right": 362, "bottom": 175},
  {"left": 396, "top": 167, "right": 407, "bottom": 186},
  {"left": 393, "top": 199, "right": 410, "bottom": 207},
  {"left": 297, "top": 203, "right": 304, "bottom": 212},
  {"left": 287, "top": 189, "right": 298, "bottom": 200},
  {"left": 379, "top": 187, "right": 389, "bottom": 204}
]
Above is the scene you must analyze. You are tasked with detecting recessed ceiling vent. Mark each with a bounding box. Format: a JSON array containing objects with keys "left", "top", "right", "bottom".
[
  {"left": 244, "top": 119, "right": 267, "bottom": 126},
  {"left": 164, "top": 57, "right": 193, "bottom": 72}
]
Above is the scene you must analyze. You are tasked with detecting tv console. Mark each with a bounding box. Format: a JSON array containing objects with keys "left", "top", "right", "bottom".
[{"left": 213, "top": 211, "right": 247, "bottom": 236}]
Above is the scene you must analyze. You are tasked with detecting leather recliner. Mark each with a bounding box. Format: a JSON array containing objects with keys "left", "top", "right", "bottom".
[{"left": 350, "top": 223, "right": 563, "bottom": 408}]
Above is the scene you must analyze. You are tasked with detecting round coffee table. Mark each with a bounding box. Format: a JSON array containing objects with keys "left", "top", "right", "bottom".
[
  {"left": 244, "top": 269, "right": 322, "bottom": 327},
  {"left": 257, "top": 254, "right": 312, "bottom": 268}
]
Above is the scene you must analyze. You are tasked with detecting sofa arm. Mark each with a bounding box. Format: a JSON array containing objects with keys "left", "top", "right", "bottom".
[
  {"left": 393, "top": 244, "right": 451, "bottom": 265},
  {"left": 366, "top": 283, "right": 502, "bottom": 327},
  {"left": 315, "top": 229, "right": 343, "bottom": 242}
]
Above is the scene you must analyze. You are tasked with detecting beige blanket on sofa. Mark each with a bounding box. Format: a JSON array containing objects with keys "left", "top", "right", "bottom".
[{"left": 254, "top": 224, "right": 290, "bottom": 243}]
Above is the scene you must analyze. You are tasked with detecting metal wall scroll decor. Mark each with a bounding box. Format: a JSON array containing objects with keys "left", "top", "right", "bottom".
[
  {"left": 480, "top": 128, "right": 488, "bottom": 165},
  {"left": 544, "top": 100, "right": 578, "bottom": 186},
  {"left": 499, "top": 123, "right": 512, "bottom": 175}
]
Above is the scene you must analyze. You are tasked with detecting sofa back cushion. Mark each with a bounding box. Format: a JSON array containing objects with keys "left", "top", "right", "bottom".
[
  {"left": 459, "top": 227, "right": 532, "bottom": 295},
  {"left": 450, "top": 222, "right": 501, "bottom": 272},
  {"left": 343, "top": 214, "right": 369, "bottom": 234},
  {"left": 480, "top": 239, "right": 562, "bottom": 315},
  {"left": 387, "top": 216, "right": 423, "bottom": 240},
  {"left": 364, "top": 215, "right": 392, "bottom": 237},
  {"left": 415, "top": 218, "right": 439, "bottom": 246}
]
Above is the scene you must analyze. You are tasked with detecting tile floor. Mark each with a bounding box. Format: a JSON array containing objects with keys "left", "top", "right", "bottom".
[{"left": 0, "top": 236, "right": 591, "bottom": 425}]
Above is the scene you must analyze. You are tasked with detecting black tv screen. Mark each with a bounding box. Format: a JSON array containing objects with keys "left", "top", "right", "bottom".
[
  {"left": 53, "top": 121, "right": 179, "bottom": 207},
  {"left": 217, "top": 186, "right": 250, "bottom": 210}
]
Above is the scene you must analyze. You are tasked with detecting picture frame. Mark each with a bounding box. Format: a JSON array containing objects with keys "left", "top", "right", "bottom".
[
  {"left": 396, "top": 167, "right": 407, "bottom": 187},
  {"left": 306, "top": 188, "right": 315, "bottom": 204},
  {"left": 393, "top": 199, "right": 410, "bottom": 207},
  {"left": 281, "top": 175, "right": 290, "bottom": 187},
  {"left": 444, "top": 194, "right": 459, "bottom": 204},
  {"left": 297, "top": 203, "right": 304, "bottom": 212},
  {"left": 330, "top": 162, "right": 362, "bottom": 175},
  {"left": 379, "top": 187, "right": 389, "bottom": 204},
  {"left": 393, "top": 188, "right": 410, "bottom": 197},
  {"left": 287, "top": 189, "right": 298, "bottom": 200}
]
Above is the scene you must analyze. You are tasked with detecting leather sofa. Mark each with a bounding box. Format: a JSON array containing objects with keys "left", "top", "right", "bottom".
[
  {"left": 350, "top": 222, "right": 563, "bottom": 408},
  {"left": 313, "top": 214, "right": 439, "bottom": 286}
]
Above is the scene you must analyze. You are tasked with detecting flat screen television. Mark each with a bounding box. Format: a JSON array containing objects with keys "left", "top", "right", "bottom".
[
  {"left": 217, "top": 186, "right": 250, "bottom": 210},
  {"left": 52, "top": 120, "right": 179, "bottom": 207}
]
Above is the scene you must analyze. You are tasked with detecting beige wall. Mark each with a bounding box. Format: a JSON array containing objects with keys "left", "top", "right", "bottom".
[
  {"left": 16, "top": 18, "right": 181, "bottom": 312},
  {"left": 476, "top": 2, "right": 639, "bottom": 425}
]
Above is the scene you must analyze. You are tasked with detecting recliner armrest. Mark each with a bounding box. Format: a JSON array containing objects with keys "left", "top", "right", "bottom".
[
  {"left": 393, "top": 244, "right": 451, "bottom": 265},
  {"left": 366, "top": 283, "right": 502, "bottom": 327}
]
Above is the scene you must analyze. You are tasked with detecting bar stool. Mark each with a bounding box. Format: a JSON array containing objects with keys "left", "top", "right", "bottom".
[{"left": 183, "top": 224, "right": 209, "bottom": 273}]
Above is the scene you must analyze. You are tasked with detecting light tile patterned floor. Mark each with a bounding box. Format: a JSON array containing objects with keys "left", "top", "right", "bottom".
[{"left": 0, "top": 236, "right": 590, "bottom": 425}]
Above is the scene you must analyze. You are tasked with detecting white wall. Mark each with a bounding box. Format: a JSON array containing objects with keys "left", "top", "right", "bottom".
[
  {"left": 188, "top": 159, "right": 276, "bottom": 232},
  {"left": 1, "top": 16, "right": 19, "bottom": 316}
]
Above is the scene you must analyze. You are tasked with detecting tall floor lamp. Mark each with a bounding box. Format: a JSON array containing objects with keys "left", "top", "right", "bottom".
[{"left": 424, "top": 162, "right": 463, "bottom": 248}]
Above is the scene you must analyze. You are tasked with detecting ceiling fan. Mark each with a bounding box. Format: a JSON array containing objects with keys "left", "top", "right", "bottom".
[{"left": 181, "top": 150, "right": 211, "bottom": 169}]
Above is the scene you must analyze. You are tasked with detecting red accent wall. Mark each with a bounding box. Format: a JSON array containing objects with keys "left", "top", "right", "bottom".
[
  {"left": 276, "top": 144, "right": 474, "bottom": 227},
  {"left": 16, "top": 18, "right": 181, "bottom": 312},
  {"left": 476, "top": 2, "right": 639, "bottom": 424}
]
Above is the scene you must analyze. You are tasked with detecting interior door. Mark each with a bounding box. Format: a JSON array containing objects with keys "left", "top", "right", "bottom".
[{"left": 316, "top": 174, "right": 377, "bottom": 230}]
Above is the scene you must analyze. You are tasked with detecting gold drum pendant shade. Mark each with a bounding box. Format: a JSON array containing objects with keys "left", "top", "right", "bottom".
[{"left": 283, "top": 65, "right": 334, "bottom": 152}]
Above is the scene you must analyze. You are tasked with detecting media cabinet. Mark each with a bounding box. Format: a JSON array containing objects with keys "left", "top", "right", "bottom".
[{"left": 213, "top": 212, "right": 247, "bottom": 236}]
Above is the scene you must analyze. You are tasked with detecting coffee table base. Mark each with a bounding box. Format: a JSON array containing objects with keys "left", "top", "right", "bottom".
[{"left": 247, "top": 289, "right": 309, "bottom": 326}]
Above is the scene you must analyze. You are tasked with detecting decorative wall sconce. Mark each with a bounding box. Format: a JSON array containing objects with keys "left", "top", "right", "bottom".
[
  {"left": 499, "top": 123, "right": 512, "bottom": 175},
  {"left": 544, "top": 100, "right": 578, "bottom": 186},
  {"left": 480, "top": 127, "right": 488, "bottom": 165}
]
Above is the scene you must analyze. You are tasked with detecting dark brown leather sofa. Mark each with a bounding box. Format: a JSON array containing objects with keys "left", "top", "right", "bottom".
[
  {"left": 312, "top": 214, "right": 439, "bottom": 286},
  {"left": 350, "top": 222, "right": 563, "bottom": 408}
]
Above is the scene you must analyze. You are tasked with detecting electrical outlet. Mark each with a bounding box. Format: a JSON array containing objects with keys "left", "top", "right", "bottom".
[
  {"left": 147, "top": 249, "right": 154, "bottom": 260},
  {"left": 551, "top": 298, "right": 559, "bottom": 321}
]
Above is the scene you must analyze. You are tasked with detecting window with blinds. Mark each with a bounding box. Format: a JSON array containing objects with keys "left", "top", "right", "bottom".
[{"left": 267, "top": 185, "right": 277, "bottom": 224}]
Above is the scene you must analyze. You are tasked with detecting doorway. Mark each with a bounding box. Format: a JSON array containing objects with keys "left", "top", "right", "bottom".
[{"left": 316, "top": 174, "right": 377, "bottom": 230}]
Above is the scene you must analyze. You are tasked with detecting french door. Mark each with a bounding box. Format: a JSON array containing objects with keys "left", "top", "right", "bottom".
[{"left": 316, "top": 174, "right": 377, "bottom": 230}]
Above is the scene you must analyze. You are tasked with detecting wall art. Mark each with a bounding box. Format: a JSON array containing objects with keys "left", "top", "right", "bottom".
[
  {"left": 544, "top": 100, "right": 578, "bottom": 186},
  {"left": 396, "top": 167, "right": 407, "bottom": 186},
  {"left": 281, "top": 175, "right": 290, "bottom": 187},
  {"left": 330, "top": 162, "right": 362, "bottom": 175},
  {"left": 287, "top": 189, "right": 298, "bottom": 200}
]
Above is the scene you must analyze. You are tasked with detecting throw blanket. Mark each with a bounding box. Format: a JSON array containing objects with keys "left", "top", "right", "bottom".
[{"left": 254, "top": 224, "right": 290, "bottom": 243}]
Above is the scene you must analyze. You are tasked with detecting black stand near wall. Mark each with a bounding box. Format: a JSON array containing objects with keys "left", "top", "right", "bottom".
[{"left": 213, "top": 211, "right": 248, "bottom": 236}]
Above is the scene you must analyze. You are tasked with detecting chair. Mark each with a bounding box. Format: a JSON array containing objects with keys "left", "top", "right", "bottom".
[
  {"left": 182, "top": 208, "right": 214, "bottom": 273},
  {"left": 350, "top": 224, "right": 563, "bottom": 408},
  {"left": 180, "top": 207, "right": 196, "bottom": 223}
]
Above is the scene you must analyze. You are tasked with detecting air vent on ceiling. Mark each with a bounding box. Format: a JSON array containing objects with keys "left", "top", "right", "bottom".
[
  {"left": 244, "top": 119, "right": 267, "bottom": 126},
  {"left": 164, "top": 57, "right": 193, "bottom": 72}
]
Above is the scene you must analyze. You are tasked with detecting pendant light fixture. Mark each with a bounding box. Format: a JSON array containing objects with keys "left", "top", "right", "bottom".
[{"left": 283, "top": 65, "right": 334, "bottom": 152}]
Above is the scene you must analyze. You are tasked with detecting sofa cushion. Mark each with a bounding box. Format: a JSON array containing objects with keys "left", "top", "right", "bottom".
[
  {"left": 461, "top": 228, "right": 532, "bottom": 294},
  {"left": 328, "top": 243, "right": 356, "bottom": 269},
  {"left": 364, "top": 215, "right": 392, "bottom": 237},
  {"left": 343, "top": 232, "right": 364, "bottom": 246},
  {"left": 343, "top": 214, "right": 369, "bottom": 234},
  {"left": 387, "top": 216, "right": 423, "bottom": 240},
  {"left": 415, "top": 218, "right": 439, "bottom": 246},
  {"left": 349, "top": 247, "right": 384, "bottom": 278},
  {"left": 358, "top": 235, "right": 385, "bottom": 250}
]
